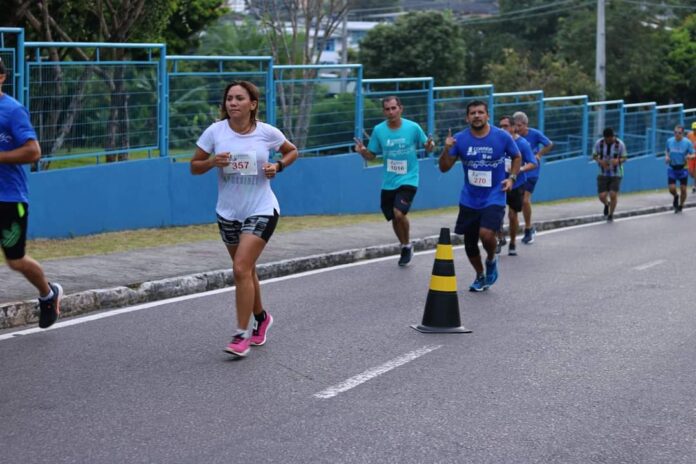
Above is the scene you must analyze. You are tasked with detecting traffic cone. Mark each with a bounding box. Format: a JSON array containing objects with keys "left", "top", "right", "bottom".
[{"left": 411, "top": 228, "right": 472, "bottom": 333}]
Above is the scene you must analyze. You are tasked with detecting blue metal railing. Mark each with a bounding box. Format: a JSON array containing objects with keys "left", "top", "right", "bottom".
[{"left": 2, "top": 28, "right": 695, "bottom": 170}]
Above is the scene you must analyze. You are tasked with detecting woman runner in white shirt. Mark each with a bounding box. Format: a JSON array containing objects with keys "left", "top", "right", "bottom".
[{"left": 191, "top": 81, "right": 298, "bottom": 358}]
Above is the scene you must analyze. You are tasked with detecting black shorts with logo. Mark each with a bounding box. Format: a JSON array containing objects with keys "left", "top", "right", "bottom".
[
  {"left": 380, "top": 185, "right": 417, "bottom": 221},
  {"left": 0, "top": 201, "right": 29, "bottom": 260}
]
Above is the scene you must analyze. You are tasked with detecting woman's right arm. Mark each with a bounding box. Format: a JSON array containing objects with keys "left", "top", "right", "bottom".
[{"left": 191, "top": 147, "right": 224, "bottom": 175}]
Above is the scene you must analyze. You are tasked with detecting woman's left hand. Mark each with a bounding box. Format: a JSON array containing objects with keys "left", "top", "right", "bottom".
[{"left": 262, "top": 162, "right": 277, "bottom": 178}]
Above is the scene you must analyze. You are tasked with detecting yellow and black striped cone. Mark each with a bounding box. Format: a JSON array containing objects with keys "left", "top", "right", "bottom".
[{"left": 411, "top": 228, "right": 472, "bottom": 333}]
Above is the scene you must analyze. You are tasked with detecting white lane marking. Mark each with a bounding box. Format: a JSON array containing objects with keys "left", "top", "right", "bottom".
[
  {"left": 633, "top": 259, "right": 665, "bottom": 271},
  {"left": 0, "top": 208, "right": 679, "bottom": 341},
  {"left": 313, "top": 345, "right": 442, "bottom": 399}
]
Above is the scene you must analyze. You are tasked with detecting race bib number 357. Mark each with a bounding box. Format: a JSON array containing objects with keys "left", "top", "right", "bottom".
[
  {"left": 467, "top": 169, "right": 492, "bottom": 187},
  {"left": 222, "top": 152, "right": 258, "bottom": 176}
]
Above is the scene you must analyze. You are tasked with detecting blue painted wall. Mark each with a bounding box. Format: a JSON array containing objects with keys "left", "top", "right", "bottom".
[{"left": 27, "top": 153, "right": 668, "bottom": 238}]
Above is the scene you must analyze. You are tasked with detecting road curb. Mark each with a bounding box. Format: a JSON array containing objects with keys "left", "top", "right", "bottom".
[{"left": 1, "top": 203, "right": 689, "bottom": 329}]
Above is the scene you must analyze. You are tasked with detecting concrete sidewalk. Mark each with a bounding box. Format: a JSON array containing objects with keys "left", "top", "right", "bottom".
[{"left": 0, "top": 190, "right": 690, "bottom": 328}]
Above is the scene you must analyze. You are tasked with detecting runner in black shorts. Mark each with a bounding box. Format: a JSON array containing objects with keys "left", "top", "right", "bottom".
[
  {"left": 1, "top": 58, "right": 63, "bottom": 328},
  {"left": 355, "top": 96, "right": 434, "bottom": 267},
  {"left": 498, "top": 115, "right": 536, "bottom": 256}
]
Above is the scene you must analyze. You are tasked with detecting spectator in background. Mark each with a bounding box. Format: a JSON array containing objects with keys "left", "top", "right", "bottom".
[
  {"left": 593, "top": 128, "right": 628, "bottom": 222},
  {"left": 0, "top": 58, "right": 63, "bottom": 328}
]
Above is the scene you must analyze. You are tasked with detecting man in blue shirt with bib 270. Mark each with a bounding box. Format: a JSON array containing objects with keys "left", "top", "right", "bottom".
[
  {"left": 665, "top": 124, "right": 695, "bottom": 213},
  {"left": 440, "top": 100, "right": 521, "bottom": 292},
  {"left": 354, "top": 96, "right": 434, "bottom": 266},
  {"left": 0, "top": 58, "right": 63, "bottom": 328}
]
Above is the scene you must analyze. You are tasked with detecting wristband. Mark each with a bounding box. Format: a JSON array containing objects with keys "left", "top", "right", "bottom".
[
  {"left": 509, "top": 174, "right": 517, "bottom": 182},
  {"left": 276, "top": 160, "right": 284, "bottom": 172}
]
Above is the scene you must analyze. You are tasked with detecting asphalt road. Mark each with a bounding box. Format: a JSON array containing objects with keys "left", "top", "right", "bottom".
[{"left": 2, "top": 210, "right": 695, "bottom": 463}]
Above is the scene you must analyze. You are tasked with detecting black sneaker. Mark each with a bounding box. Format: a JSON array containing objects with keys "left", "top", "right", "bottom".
[
  {"left": 607, "top": 214, "right": 613, "bottom": 222},
  {"left": 398, "top": 246, "right": 413, "bottom": 267},
  {"left": 495, "top": 239, "right": 502, "bottom": 255},
  {"left": 673, "top": 195, "right": 679, "bottom": 210},
  {"left": 38, "top": 282, "right": 63, "bottom": 329},
  {"left": 677, "top": 205, "right": 683, "bottom": 214},
  {"left": 508, "top": 243, "right": 517, "bottom": 256},
  {"left": 692, "top": 187, "right": 695, "bottom": 194},
  {"left": 521, "top": 228, "right": 532, "bottom": 244},
  {"left": 603, "top": 203, "right": 609, "bottom": 216}
]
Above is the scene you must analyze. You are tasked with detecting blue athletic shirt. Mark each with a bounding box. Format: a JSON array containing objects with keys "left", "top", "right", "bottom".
[
  {"left": 665, "top": 136, "right": 694, "bottom": 167},
  {"left": 506, "top": 136, "right": 535, "bottom": 190},
  {"left": 521, "top": 127, "right": 551, "bottom": 179},
  {"left": 448, "top": 126, "right": 520, "bottom": 209},
  {"left": 0, "top": 94, "right": 37, "bottom": 203},
  {"left": 368, "top": 118, "right": 427, "bottom": 190}
]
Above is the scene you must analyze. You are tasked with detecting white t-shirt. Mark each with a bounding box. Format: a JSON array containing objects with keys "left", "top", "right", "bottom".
[{"left": 196, "top": 120, "right": 287, "bottom": 221}]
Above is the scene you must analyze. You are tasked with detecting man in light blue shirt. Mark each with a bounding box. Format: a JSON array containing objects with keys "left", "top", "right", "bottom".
[
  {"left": 665, "top": 124, "right": 695, "bottom": 213},
  {"left": 513, "top": 111, "right": 554, "bottom": 244},
  {"left": 354, "top": 96, "right": 434, "bottom": 266},
  {"left": 498, "top": 115, "right": 537, "bottom": 256}
]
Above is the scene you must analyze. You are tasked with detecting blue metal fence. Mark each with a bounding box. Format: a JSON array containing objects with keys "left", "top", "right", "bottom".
[
  {"left": 25, "top": 42, "right": 166, "bottom": 169},
  {"left": 167, "top": 55, "right": 273, "bottom": 158},
  {"left": 363, "top": 77, "right": 434, "bottom": 156},
  {"left": 2, "top": 28, "right": 695, "bottom": 171},
  {"left": 0, "top": 27, "right": 24, "bottom": 102},
  {"left": 274, "top": 64, "right": 362, "bottom": 156},
  {"left": 587, "top": 100, "right": 624, "bottom": 157},
  {"left": 493, "top": 91, "right": 544, "bottom": 130},
  {"left": 542, "top": 95, "right": 588, "bottom": 161},
  {"left": 433, "top": 84, "right": 494, "bottom": 143},
  {"left": 655, "top": 104, "right": 684, "bottom": 156}
]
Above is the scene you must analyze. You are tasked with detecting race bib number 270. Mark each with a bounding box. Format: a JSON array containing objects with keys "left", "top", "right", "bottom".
[{"left": 467, "top": 169, "right": 492, "bottom": 187}]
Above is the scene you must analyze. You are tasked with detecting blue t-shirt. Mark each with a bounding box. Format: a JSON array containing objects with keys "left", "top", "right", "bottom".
[
  {"left": 665, "top": 137, "right": 694, "bottom": 167},
  {"left": 0, "top": 94, "right": 37, "bottom": 203},
  {"left": 521, "top": 127, "right": 551, "bottom": 179},
  {"left": 448, "top": 126, "right": 520, "bottom": 209},
  {"left": 368, "top": 118, "right": 427, "bottom": 190},
  {"left": 506, "top": 136, "right": 535, "bottom": 189}
]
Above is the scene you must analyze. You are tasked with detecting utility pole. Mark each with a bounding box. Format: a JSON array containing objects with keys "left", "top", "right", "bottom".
[
  {"left": 595, "top": 0, "right": 606, "bottom": 101},
  {"left": 340, "top": 0, "right": 349, "bottom": 93}
]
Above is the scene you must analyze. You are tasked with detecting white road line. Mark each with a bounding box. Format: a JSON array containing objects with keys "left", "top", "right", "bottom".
[
  {"left": 313, "top": 345, "right": 442, "bottom": 399},
  {"left": 633, "top": 259, "right": 665, "bottom": 271},
  {"left": 0, "top": 208, "right": 678, "bottom": 341}
]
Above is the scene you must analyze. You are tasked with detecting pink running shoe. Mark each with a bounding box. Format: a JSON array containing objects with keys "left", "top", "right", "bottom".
[
  {"left": 250, "top": 312, "right": 273, "bottom": 346},
  {"left": 224, "top": 334, "right": 251, "bottom": 357}
]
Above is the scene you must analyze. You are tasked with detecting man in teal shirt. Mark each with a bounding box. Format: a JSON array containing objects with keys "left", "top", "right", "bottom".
[{"left": 354, "top": 96, "right": 434, "bottom": 266}]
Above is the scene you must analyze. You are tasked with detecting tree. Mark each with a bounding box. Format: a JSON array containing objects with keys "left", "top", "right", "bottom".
[
  {"left": 484, "top": 48, "right": 598, "bottom": 98},
  {"left": 554, "top": 1, "right": 678, "bottom": 103},
  {"left": 248, "top": 0, "right": 350, "bottom": 150},
  {"left": 358, "top": 11, "right": 466, "bottom": 86},
  {"left": 667, "top": 14, "right": 696, "bottom": 106},
  {"left": 3, "top": 0, "right": 224, "bottom": 165},
  {"left": 162, "top": 0, "right": 228, "bottom": 54}
]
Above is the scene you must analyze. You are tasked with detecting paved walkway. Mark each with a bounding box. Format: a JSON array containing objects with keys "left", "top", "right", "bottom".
[{"left": 0, "top": 189, "right": 689, "bottom": 328}]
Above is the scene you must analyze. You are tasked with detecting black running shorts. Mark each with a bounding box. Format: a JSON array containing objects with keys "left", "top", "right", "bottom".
[
  {"left": 217, "top": 210, "right": 279, "bottom": 246},
  {"left": 380, "top": 185, "right": 417, "bottom": 221},
  {"left": 0, "top": 201, "right": 29, "bottom": 260}
]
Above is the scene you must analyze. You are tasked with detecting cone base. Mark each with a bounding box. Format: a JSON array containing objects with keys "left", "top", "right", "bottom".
[{"left": 410, "top": 324, "right": 472, "bottom": 334}]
